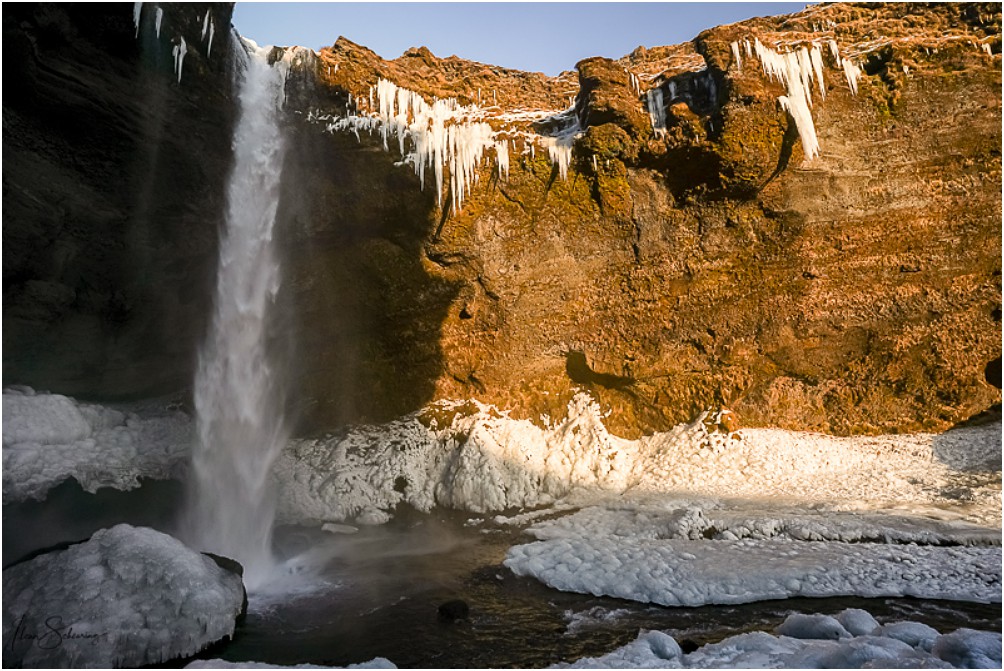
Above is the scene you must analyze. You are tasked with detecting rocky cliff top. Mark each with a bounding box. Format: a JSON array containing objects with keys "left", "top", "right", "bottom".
[{"left": 4, "top": 3, "right": 1001, "bottom": 438}]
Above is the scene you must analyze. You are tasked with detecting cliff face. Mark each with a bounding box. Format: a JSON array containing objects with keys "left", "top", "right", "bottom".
[
  {"left": 3, "top": 3, "right": 236, "bottom": 400},
  {"left": 3, "top": 3, "right": 1001, "bottom": 438}
]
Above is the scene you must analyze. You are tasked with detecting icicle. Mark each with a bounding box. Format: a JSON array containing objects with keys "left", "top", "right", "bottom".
[
  {"left": 730, "top": 41, "right": 743, "bottom": 71},
  {"left": 752, "top": 40, "right": 825, "bottom": 159},
  {"left": 133, "top": 2, "right": 143, "bottom": 38},
  {"left": 809, "top": 45, "right": 826, "bottom": 100},
  {"left": 828, "top": 39, "right": 841, "bottom": 65},
  {"left": 541, "top": 134, "right": 574, "bottom": 180},
  {"left": 207, "top": 20, "right": 215, "bottom": 58},
  {"left": 744, "top": 39, "right": 752, "bottom": 58},
  {"left": 172, "top": 36, "right": 187, "bottom": 84},
  {"left": 155, "top": 6, "right": 163, "bottom": 38},
  {"left": 778, "top": 95, "right": 819, "bottom": 160},
  {"left": 201, "top": 9, "right": 210, "bottom": 39},
  {"left": 592, "top": 154, "right": 598, "bottom": 171},
  {"left": 842, "top": 59, "right": 861, "bottom": 95},
  {"left": 646, "top": 87, "right": 667, "bottom": 137},
  {"left": 494, "top": 140, "right": 509, "bottom": 179},
  {"left": 981, "top": 43, "right": 993, "bottom": 56}
]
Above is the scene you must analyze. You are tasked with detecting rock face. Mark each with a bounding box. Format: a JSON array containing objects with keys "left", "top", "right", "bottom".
[
  {"left": 3, "top": 3, "right": 237, "bottom": 401},
  {"left": 3, "top": 3, "right": 1001, "bottom": 437}
]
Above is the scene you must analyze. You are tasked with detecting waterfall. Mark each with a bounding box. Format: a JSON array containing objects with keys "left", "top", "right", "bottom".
[{"left": 181, "top": 37, "right": 289, "bottom": 589}]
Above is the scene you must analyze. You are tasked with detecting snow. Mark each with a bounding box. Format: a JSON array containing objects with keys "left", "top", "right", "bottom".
[
  {"left": 2, "top": 524, "right": 245, "bottom": 668},
  {"left": 775, "top": 613, "right": 850, "bottom": 640},
  {"left": 186, "top": 659, "right": 396, "bottom": 669},
  {"left": 558, "top": 608, "right": 1002, "bottom": 669},
  {"left": 273, "top": 391, "right": 1001, "bottom": 529},
  {"left": 505, "top": 533, "right": 1001, "bottom": 607},
  {"left": 2, "top": 388, "right": 192, "bottom": 504}
]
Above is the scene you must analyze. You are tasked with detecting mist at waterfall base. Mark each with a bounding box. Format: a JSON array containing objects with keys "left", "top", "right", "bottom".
[{"left": 177, "top": 36, "right": 292, "bottom": 590}]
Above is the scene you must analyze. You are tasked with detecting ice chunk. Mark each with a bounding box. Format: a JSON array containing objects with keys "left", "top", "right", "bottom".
[
  {"left": 776, "top": 613, "right": 851, "bottom": 640},
  {"left": 932, "top": 628, "right": 1002, "bottom": 668},
  {"left": 876, "top": 621, "right": 940, "bottom": 651},
  {"left": 837, "top": 608, "right": 880, "bottom": 636},
  {"left": 2, "top": 525, "right": 245, "bottom": 668}
]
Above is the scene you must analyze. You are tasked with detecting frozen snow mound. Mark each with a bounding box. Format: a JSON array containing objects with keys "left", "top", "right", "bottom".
[
  {"left": 274, "top": 391, "right": 1002, "bottom": 527},
  {"left": 558, "top": 608, "right": 1002, "bottom": 669},
  {"left": 2, "top": 387, "right": 192, "bottom": 504},
  {"left": 2, "top": 524, "right": 245, "bottom": 668},
  {"left": 505, "top": 535, "right": 1001, "bottom": 606}
]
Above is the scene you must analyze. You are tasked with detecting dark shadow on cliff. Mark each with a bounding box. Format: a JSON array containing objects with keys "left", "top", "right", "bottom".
[
  {"left": 2, "top": 3, "right": 236, "bottom": 402},
  {"left": 272, "top": 102, "right": 459, "bottom": 433}
]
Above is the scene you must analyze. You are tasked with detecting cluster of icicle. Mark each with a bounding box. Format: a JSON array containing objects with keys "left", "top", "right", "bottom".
[
  {"left": 726, "top": 37, "right": 862, "bottom": 161},
  {"left": 132, "top": 4, "right": 216, "bottom": 85},
  {"left": 322, "top": 78, "right": 578, "bottom": 213}
]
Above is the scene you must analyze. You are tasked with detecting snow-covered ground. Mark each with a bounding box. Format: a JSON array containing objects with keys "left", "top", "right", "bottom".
[
  {"left": 559, "top": 609, "right": 1001, "bottom": 669},
  {"left": 2, "top": 387, "right": 191, "bottom": 503},
  {"left": 273, "top": 393, "right": 1000, "bottom": 528},
  {"left": 2, "top": 524, "right": 245, "bottom": 668}
]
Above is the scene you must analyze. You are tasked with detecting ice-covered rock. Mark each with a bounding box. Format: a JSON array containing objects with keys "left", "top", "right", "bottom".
[
  {"left": 560, "top": 611, "right": 1001, "bottom": 669},
  {"left": 776, "top": 613, "right": 851, "bottom": 640},
  {"left": 2, "top": 525, "right": 245, "bottom": 668},
  {"left": 837, "top": 608, "right": 880, "bottom": 636},
  {"left": 876, "top": 621, "right": 941, "bottom": 652},
  {"left": 2, "top": 388, "right": 192, "bottom": 504},
  {"left": 931, "top": 628, "right": 1003, "bottom": 668}
]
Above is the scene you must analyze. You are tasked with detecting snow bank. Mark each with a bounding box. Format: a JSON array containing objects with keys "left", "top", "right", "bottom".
[
  {"left": 2, "top": 388, "right": 192, "bottom": 504},
  {"left": 505, "top": 533, "right": 1001, "bottom": 606},
  {"left": 559, "top": 608, "right": 1002, "bottom": 669},
  {"left": 274, "top": 391, "right": 1001, "bottom": 527},
  {"left": 2, "top": 524, "right": 245, "bottom": 668}
]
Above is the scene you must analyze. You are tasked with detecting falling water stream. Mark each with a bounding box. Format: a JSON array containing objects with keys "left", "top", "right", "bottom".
[{"left": 181, "top": 38, "right": 289, "bottom": 589}]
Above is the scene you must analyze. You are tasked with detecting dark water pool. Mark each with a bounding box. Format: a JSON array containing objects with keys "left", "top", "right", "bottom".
[
  {"left": 6, "top": 485, "right": 1000, "bottom": 668},
  {"left": 202, "top": 511, "right": 1002, "bottom": 668}
]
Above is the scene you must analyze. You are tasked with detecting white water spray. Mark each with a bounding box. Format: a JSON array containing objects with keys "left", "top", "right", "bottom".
[{"left": 182, "top": 38, "right": 289, "bottom": 589}]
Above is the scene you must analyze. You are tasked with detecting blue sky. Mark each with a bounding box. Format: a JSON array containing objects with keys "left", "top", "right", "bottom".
[{"left": 233, "top": 2, "right": 803, "bottom": 75}]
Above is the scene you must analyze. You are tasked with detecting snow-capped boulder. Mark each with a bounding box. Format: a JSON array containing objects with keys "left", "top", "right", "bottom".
[{"left": 2, "top": 525, "right": 245, "bottom": 668}]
